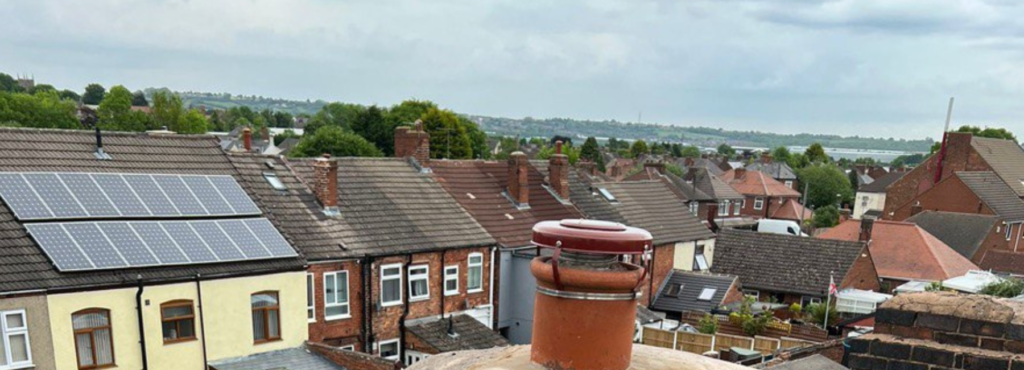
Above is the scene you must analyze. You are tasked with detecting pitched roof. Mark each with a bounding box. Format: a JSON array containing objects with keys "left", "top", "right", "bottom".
[
  {"left": 687, "top": 158, "right": 725, "bottom": 176},
  {"left": 979, "top": 250, "right": 1024, "bottom": 276},
  {"left": 818, "top": 220, "right": 977, "bottom": 281},
  {"left": 955, "top": 171, "right": 1024, "bottom": 221},
  {"left": 720, "top": 169, "right": 801, "bottom": 197},
  {"left": 680, "top": 168, "right": 744, "bottom": 201},
  {"left": 0, "top": 128, "right": 304, "bottom": 293},
  {"left": 406, "top": 314, "right": 510, "bottom": 353},
  {"left": 745, "top": 162, "right": 797, "bottom": 180},
  {"left": 711, "top": 229, "right": 867, "bottom": 296},
  {"left": 765, "top": 355, "right": 848, "bottom": 370},
  {"left": 209, "top": 347, "right": 345, "bottom": 370},
  {"left": 971, "top": 136, "right": 1024, "bottom": 197},
  {"left": 664, "top": 173, "right": 710, "bottom": 201},
  {"left": 569, "top": 180, "right": 714, "bottom": 245},
  {"left": 857, "top": 171, "right": 906, "bottom": 193},
  {"left": 430, "top": 160, "right": 582, "bottom": 248},
  {"left": 770, "top": 199, "right": 813, "bottom": 222},
  {"left": 287, "top": 158, "right": 496, "bottom": 259},
  {"left": 906, "top": 211, "right": 998, "bottom": 260},
  {"left": 651, "top": 270, "right": 737, "bottom": 314}
]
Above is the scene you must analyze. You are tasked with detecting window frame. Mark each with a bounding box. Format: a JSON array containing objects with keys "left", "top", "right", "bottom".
[
  {"left": 1007, "top": 223, "right": 1014, "bottom": 241},
  {"left": 467, "top": 253, "right": 484, "bottom": 293},
  {"left": 753, "top": 197, "right": 764, "bottom": 210},
  {"left": 692, "top": 244, "right": 709, "bottom": 271},
  {"left": 717, "top": 201, "right": 729, "bottom": 216},
  {"left": 444, "top": 265, "right": 459, "bottom": 296},
  {"left": 378, "top": 338, "right": 401, "bottom": 361},
  {"left": 408, "top": 265, "right": 430, "bottom": 302},
  {"left": 72, "top": 308, "right": 115, "bottom": 370},
  {"left": 784, "top": 180, "right": 794, "bottom": 189},
  {"left": 801, "top": 296, "right": 823, "bottom": 308},
  {"left": 339, "top": 345, "right": 355, "bottom": 351},
  {"left": 698, "top": 288, "right": 717, "bottom": 301},
  {"left": 251, "top": 291, "right": 282, "bottom": 344},
  {"left": 1, "top": 309, "right": 32, "bottom": 370},
  {"left": 160, "top": 300, "right": 197, "bottom": 344},
  {"left": 743, "top": 290, "right": 760, "bottom": 300},
  {"left": 323, "top": 271, "right": 351, "bottom": 321},
  {"left": 306, "top": 273, "right": 316, "bottom": 323},
  {"left": 688, "top": 202, "right": 699, "bottom": 216},
  {"left": 380, "top": 263, "right": 404, "bottom": 307}
]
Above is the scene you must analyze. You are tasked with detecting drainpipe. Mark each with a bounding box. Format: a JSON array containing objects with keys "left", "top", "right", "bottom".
[
  {"left": 362, "top": 255, "right": 373, "bottom": 353},
  {"left": 488, "top": 246, "right": 496, "bottom": 329},
  {"left": 399, "top": 254, "right": 413, "bottom": 367},
  {"left": 195, "top": 274, "right": 209, "bottom": 368},
  {"left": 440, "top": 250, "right": 447, "bottom": 318},
  {"left": 135, "top": 277, "right": 148, "bottom": 370}
]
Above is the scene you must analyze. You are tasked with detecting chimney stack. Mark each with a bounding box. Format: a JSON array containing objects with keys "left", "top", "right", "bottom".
[
  {"left": 706, "top": 204, "right": 720, "bottom": 233},
  {"left": 313, "top": 154, "right": 340, "bottom": 216},
  {"left": 859, "top": 217, "right": 874, "bottom": 243},
  {"left": 242, "top": 127, "right": 252, "bottom": 152},
  {"left": 643, "top": 160, "right": 665, "bottom": 174},
  {"left": 394, "top": 120, "right": 431, "bottom": 168},
  {"left": 684, "top": 157, "right": 695, "bottom": 167},
  {"left": 530, "top": 219, "right": 652, "bottom": 370},
  {"left": 578, "top": 161, "right": 597, "bottom": 176},
  {"left": 548, "top": 141, "right": 569, "bottom": 200},
  {"left": 260, "top": 125, "right": 269, "bottom": 142},
  {"left": 910, "top": 203, "right": 923, "bottom": 217},
  {"left": 508, "top": 151, "right": 529, "bottom": 207},
  {"left": 761, "top": 152, "right": 772, "bottom": 164},
  {"left": 733, "top": 168, "right": 746, "bottom": 179}
]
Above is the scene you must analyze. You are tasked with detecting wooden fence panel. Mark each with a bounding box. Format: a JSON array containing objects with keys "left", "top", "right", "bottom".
[
  {"left": 676, "top": 332, "right": 714, "bottom": 354},
  {"left": 715, "top": 333, "right": 753, "bottom": 352},
  {"left": 642, "top": 328, "right": 675, "bottom": 349},
  {"left": 753, "top": 336, "right": 781, "bottom": 355}
]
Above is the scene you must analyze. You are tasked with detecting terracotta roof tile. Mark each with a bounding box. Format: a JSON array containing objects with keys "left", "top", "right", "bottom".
[
  {"left": 770, "top": 199, "right": 813, "bottom": 221},
  {"left": 720, "top": 169, "right": 800, "bottom": 197}
]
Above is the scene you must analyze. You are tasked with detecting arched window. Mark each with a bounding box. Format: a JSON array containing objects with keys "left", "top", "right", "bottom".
[
  {"left": 160, "top": 300, "right": 196, "bottom": 343},
  {"left": 72, "top": 309, "right": 114, "bottom": 369},
  {"left": 251, "top": 291, "right": 281, "bottom": 343}
]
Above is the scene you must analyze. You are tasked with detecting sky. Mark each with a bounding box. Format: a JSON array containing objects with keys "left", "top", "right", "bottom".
[{"left": 2, "top": 0, "right": 1023, "bottom": 141}]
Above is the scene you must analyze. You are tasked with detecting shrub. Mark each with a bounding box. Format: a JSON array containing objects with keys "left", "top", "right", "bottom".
[
  {"left": 980, "top": 279, "right": 1024, "bottom": 298},
  {"left": 698, "top": 313, "right": 719, "bottom": 335}
]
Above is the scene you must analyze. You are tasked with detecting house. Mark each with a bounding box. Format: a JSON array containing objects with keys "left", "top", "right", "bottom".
[
  {"left": 746, "top": 154, "right": 798, "bottom": 190},
  {"left": 852, "top": 171, "right": 906, "bottom": 219},
  {"left": 429, "top": 145, "right": 582, "bottom": 345},
  {"left": 650, "top": 270, "right": 743, "bottom": 319},
  {"left": 0, "top": 128, "right": 309, "bottom": 370},
  {"left": 883, "top": 133, "right": 1024, "bottom": 219},
  {"left": 818, "top": 219, "right": 978, "bottom": 292},
  {"left": 674, "top": 167, "right": 746, "bottom": 222},
  {"left": 770, "top": 198, "right": 813, "bottom": 223},
  {"left": 682, "top": 157, "right": 726, "bottom": 176},
  {"left": 711, "top": 229, "right": 880, "bottom": 307},
  {"left": 906, "top": 211, "right": 1002, "bottom": 264},
  {"left": 404, "top": 314, "right": 509, "bottom": 363},
  {"left": 720, "top": 168, "right": 803, "bottom": 219}
]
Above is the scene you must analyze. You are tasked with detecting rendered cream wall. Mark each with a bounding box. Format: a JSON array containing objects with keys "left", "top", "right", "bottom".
[{"left": 672, "top": 238, "right": 716, "bottom": 271}]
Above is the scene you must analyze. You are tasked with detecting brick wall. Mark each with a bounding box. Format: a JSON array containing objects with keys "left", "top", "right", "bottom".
[
  {"left": 394, "top": 124, "right": 430, "bottom": 166},
  {"left": 307, "top": 342, "right": 397, "bottom": 370},
  {"left": 883, "top": 133, "right": 990, "bottom": 219},
  {"left": 308, "top": 260, "right": 365, "bottom": 349},
  {"left": 839, "top": 245, "right": 882, "bottom": 292},
  {"left": 975, "top": 225, "right": 1015, "bottom": 266},
  {"left": 848, "top": 291, "right": 1024, "bottom": 370},
  {"left": 890, "top": 175, "right": 994, "bottom": 221},
  {"left": 737, "top": 195, "right": 796, "bottom": 218},
  {"left": 642, "top": 243, "right": 676, "bottom": 306}
]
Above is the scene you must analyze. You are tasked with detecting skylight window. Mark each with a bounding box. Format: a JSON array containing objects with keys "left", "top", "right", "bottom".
[
  {"left": 263, "top": 172, "right": 287, "bottom": 191},
  {"left": 598, "top": 188, "right": 617, "bottom": 202},
  {"left": 698, "top": 288, "right": 717, "bottom": 301}
]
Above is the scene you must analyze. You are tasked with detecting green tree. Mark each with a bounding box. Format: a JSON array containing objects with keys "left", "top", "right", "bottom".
[
  {"left": 848, "top": 169, "right": 860, "bottom": 194},
  {"left": 82, "top": 83, "right": 106, "bottom": 105},
  {"left": 273, "top": 129, "right": 300, "bottom": 145},
  {"left": 0, "top": 73, "right": 23, "bottom": 92},
  {"left": 420, "top": 108, "right": 472, "bottom": 159},
  {"left": 179, "top": 109, "right": 209, "bottom": 134},
  {"left": 805, "top": 301, "right": 838, "bottom": 328},
  {"left": 717, "top": 143, "right": 736, "bottom": 157},
  {"left": 351, "top": 105, "right": 392, "bottom": 155},
  {"left": 0, "top": 90, "right": 80, "bottom": 129},
  {"left": 979, "top": 279, "right": 1024, "bottom": 298},
  {"left": 930, "top": 125, "right": 1018, "bottom": 153},
  {"left": 579, "top": 137, "right": 606, "bottom": 171},
  {"left": 813, "top": 205, "right": 840, "bottom": 228},
  {"left": 131, "top": 91, "right": 149, "bottom": 106},
  {"left": 306, "top": 102, "right": 364, "bottom": 135},
  {"left": 798, "top": 165, "right": 853, "bottom": 208},
  {"left": 697, "top": 314, "right": 719, "bottom": 335},
  {"left": 30, "top": 84, "right": 56, "bottom": 95},
  {"left": 804, "top": 143, "right": 829, "bottom": 163},
  {"left": 680, "top": 145, "right": 701, "bottom": 159},
  {"left": 771, "top": 146, "right": 791, "bottom": 164},
  {"left": 58, "top": 89, "right": 81, "bottom": 102},
  {"left": 461, "top": 117, "right": 489, "bottom": 159},
  {"left": 630, "top": 140, "right": 649, "bottom": 159},
  {"left": 97, "top": 85, "right": 149, "bottom": 131},
  {"left": 386, "top": 100, "right": 436, "bottom": 128},
  {"left": 151, "top": 91, "right": 184, "bottom": 131},
  {"left": 291, "top": 125, "right": 383, "bottom": 158}
]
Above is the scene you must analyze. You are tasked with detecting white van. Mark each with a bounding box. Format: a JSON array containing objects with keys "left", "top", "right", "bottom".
[{"left": 755, "top": 219, "right": 807, "bottom": 237}]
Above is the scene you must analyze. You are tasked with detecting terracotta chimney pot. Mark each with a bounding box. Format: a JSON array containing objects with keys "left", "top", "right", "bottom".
[{"left": 242, "top": 127, "right": 252, "bottom": 152}]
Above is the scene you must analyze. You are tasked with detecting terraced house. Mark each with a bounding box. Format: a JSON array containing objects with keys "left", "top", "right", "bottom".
[{"left": 0, "top": 128, "right": 309, "bottom": 370}]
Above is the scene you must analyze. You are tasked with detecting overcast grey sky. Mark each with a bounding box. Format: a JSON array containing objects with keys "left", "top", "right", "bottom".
[{"left": 2, "top": 0, "right": 1022, "bottom": 140}]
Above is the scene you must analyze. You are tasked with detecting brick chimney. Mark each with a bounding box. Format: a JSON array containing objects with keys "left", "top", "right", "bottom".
[
  {"left": 394, "top": 120, "right": 430, "bottom": 168},
  {"left": 578, "top": 161, "right": 598, "bottom": 176},
  {"left": 242, "top": 127, "right": 252, "bottom": 152},
  {"left": 761, "top": 152, "right": 772, "bottom": 164},
  {"left": 508, "top": 151, "right": 529, "bottom": 207},
  {"left": 548, "top": 141, "right": 569, "bottom": 200},
  {"left": 684, "top": 157, "right": 695, "bottom": 167},
  {"left": 859, "top": 217, "right": 874, "bottom": 243},
  {"left": 910, "top": 203, "right": 923, "bottom": 217},
  {"left": 530, "top": 220, "right": 653, "bottom": 370},
  {"left": 706, "top": 203, "right": 720, "bottom": 233},
  {"left": 733, "top": 168, "right": 746, "bottom": 179},
  {"left": 313, "top": 154, "right": 340, "bottom": 216},
  {"left": 643, "top": 160, "right": 665, "bottom": 174},
  {"left": 260, "top": 125, "right": 269, "bottom": 142}
]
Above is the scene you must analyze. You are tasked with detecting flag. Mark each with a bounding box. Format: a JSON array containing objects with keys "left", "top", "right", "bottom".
[{"left": 828, "top": 275, "right": 838, "bottom": 296}]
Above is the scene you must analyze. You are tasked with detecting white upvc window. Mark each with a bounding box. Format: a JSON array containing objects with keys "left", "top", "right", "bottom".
[
  {"left": 785, "top": 180, "right": 794, "bottom": 189},
  {"left": 801, "top": 296, "right": 822, "bottom": 308},
  {"left": 754, "top": 197, "right": 764, "bottom": 210},
  {"left": 732, "top": 201, "right": 741, "bottom": 215},
  {"left": 444, "top": 265, "right": 459, "bottom": 296},
  {"left": 339, "top": 345, "right": 355, "bottom": 351},
  {"left": 380, "top": 264, "right": 403, "bottom": 307},
  {"left": 324, "top": 271, "right": 351, "bottom": 320},
  {"left": 467, "top": 253, "right": 484, "bottom": 293},
  {"left": 378, "top": 338, "right": 400, "bottom": 360},
  {"left": 688, "top": 202, "right": 699, "bottom": 216},
  {"left": 0, "top": 310, "right": 31, "bottom": 370},
  {"left": 1007, "top": 223, "right": 1014, "bottom": 241},
  {"left": 743, "top": 290, "right": 759, "bottom": 299},
  {"left": 408, "top": 265, "right": 430, "bottom": 301},
  {"left": 717, "top": 201, "right": 729, "bottom": 216},
  {"left": 306, "top": 273, "right": 315, "bottom": 322}
]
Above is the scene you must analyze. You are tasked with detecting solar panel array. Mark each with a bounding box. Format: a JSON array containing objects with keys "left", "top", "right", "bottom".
[
  {"left": 25, "top": 218, "right": 297, "bottom": 271},
  {"left": 0, "top": 173, "right": 261, "bottom": 220}
]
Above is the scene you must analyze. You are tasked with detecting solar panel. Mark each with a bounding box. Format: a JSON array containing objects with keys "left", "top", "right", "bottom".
[
  {"left": 25, "top": 218, "right": 297, "bottom": 271},
  {"left": 0, "top": 172, "right": 261, "bottom": 220}
]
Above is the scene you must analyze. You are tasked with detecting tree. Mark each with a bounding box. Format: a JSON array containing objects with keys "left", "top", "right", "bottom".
[
  {"left": 848, "top": 169, "right": 860, "bottom": 194},
  {"left": 798, "top": 165, "right": 853, "bottom": 208},
  {"left": 179, "top": 109, "right": 209, "bottom": 134},
  {"left": 82, "top": 83, "right": 106, "bottom": 105},
  {"left": 0, "top": 73, "right": 23, "bottom": 93},
  {"left": 461, "top": 116, "right": 490, "bottom": 159},
  {"left": 420, "top": 108, "right": 472, "bottom": 159},
  {"left": 805, "top": 301, "right": 838, "bottom": 328},
  {"left": 813, "top": 205, "right": 840, "bottom": 228},
  {"left": 351, "top": 105, "right": 392, "bottom": 155},
  {"left": 291, "top": 126, "right": 383, "bottom": 158},
  {"left": 386, "top": 99, "right": 436, "bottom": 128},
  {"left": 717, "top": 143, "right": 736, "bottom": 157},
  {"left": 930, "top": 125, "right": 1018, "bottom": 153},
  {"left": 273, "top": 129, "right": 300, "bottom": 146},
  {"left": 697, "top": 314, "right": 718, "bottom": 335},
  {"left": 306, "top": 102, "right": 364, "bottom": 135},
  {"left": 97, "top": 85, "right": 149, "bottom": 131},
  {"left": 680, "top": 145, "right": 701, "bottom": 159},
  {"left": 58, "top": 89, "right": 81, "bottom": 102},
  {"left": 630, "top": 140, "right": 649, "bottom": 159},
  {"left": 579, "top": 137, "right": 606, "bottom": 171},
  {"left": 131, "top": 91, "right": 149, "bottom": 107},
  {"left": 804, "top": 143, "right": 829, "bottom": 163},
  {"left": 151, "top": 91, "right": 184, "bottom": 131},
  {"left": 0, "top": 90, "right": 80, "bottom": 129},
  {"left": 771, "top": 146, "right": 791, "bottom": 164},
  {"left": 30, "top": 84, "right": 56, "bottom": 95}
]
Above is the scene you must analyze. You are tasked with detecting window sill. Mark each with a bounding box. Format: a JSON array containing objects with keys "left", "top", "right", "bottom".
[
  {"left": 163, "top": 337, "right": 198, "bottom": 345},
  {"left": 80, "top": 364, "right": 116, "bottom": 370},
  {"left": 2, "top": 362, "right": 35, "bottom": 370},
  {"left": 381, "top": 301, "right": 402, "bottom": 308},
  {"left": 308, "top": 318, "right": 317, "bottom": 323},
  {"left": 444, "top": 291, "right": 460, "bottom": 297},
  {"left": 409, "top": 296, "right": 430, "bottom": 302},
  {"left": 325, "top": 314, "right": 352, "bottom": 321},
  {"left": 254, "top": 338, "right": 283, "bottom": 345},
  {"left": 467, "top": 289, "right": 484, "bottom": 294}
]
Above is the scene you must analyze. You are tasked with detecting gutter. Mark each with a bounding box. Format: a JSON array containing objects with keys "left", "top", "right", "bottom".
[{"left": 135, "top": 277, "right": 148, "bottom": 370}]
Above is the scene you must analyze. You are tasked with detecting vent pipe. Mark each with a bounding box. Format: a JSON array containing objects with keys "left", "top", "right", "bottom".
[{"left": 94, "top": 126, "right": 111, "bottom": 160}]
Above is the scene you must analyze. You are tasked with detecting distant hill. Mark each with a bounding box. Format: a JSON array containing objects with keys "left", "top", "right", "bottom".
[{"left": 144, "top": 88, "right": 326, "bottom": 116}]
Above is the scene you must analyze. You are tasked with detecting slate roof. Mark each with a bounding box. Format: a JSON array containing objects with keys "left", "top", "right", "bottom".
[
  {"left": 857, "top": 171, "right": 906, "bottom": 193},
  {"left": 0, "top": 128, "right": 305, "bottom": 293},
  {"left": 971, "top": 136, "right": 1024, "bottom": 197},
  {"left": 209, "top": 347, "right": 345, "bottom": 370},
  {"left": 770, "top": 199, "right": 813, "bottom": 222},
  {"left": 406, "top": 314, "right": 510, "bottom": 353},
  {"left": 979, "top": 250, "right": 1024, "bottom": 276},
  {"left": 686, "top": 158, "right": 725, "bottom": 176},
  {"left": 955, "top": 171, "right": 1024, "bottom": 221},
  {"left": 766, "top": 355, "right": 848, "bottom": 370},
  {"left": 720, "top": 169, "right": 801, "bottom": 198},
  {"left": 745, "top": 162, "right": 797, "bottom": 180},
  {"left": 664, "top": 173, "right": 710, "bottom": 202},
  {"left": 818, "top": 220, "right": 977, "bottom": 281},
  {"left": 569, "top": 179, "right": 714, "bottom": 245},
  {"left": 711, "top": 229, "right": 867, "bottom": 296},
  {"left": 286, "top": 157, "right": 496, "bottom": 259},
  {"left": 680, "top": 168, "right": 744, "bottom": 201},
  {"left": 906, "top": 211, "right": 997, "bottom": 260},
  {"left": 651, "top": 270, "right": 737, "bottom": 314},
  {"left": 430, "top": 160, "right": 582, "bottom": 248}
]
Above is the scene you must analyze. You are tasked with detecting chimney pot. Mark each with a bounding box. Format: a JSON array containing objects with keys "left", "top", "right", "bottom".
[
  {"left": 508, "top": 151, "right": 530, "bottom": 206},
  {"left": 313, "top": 156, "right": 339, "bottom": 216},
  {"left": 242, "top": 127, "right": 252, "bottom": 152},
  {"left": 859, "top": 218, "right": 874, "bottom": 243}
]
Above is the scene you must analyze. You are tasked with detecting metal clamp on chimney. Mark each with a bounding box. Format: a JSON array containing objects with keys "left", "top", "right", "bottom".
[{"left": 529, "top": 219, "right": 652, "bottom": 370}]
